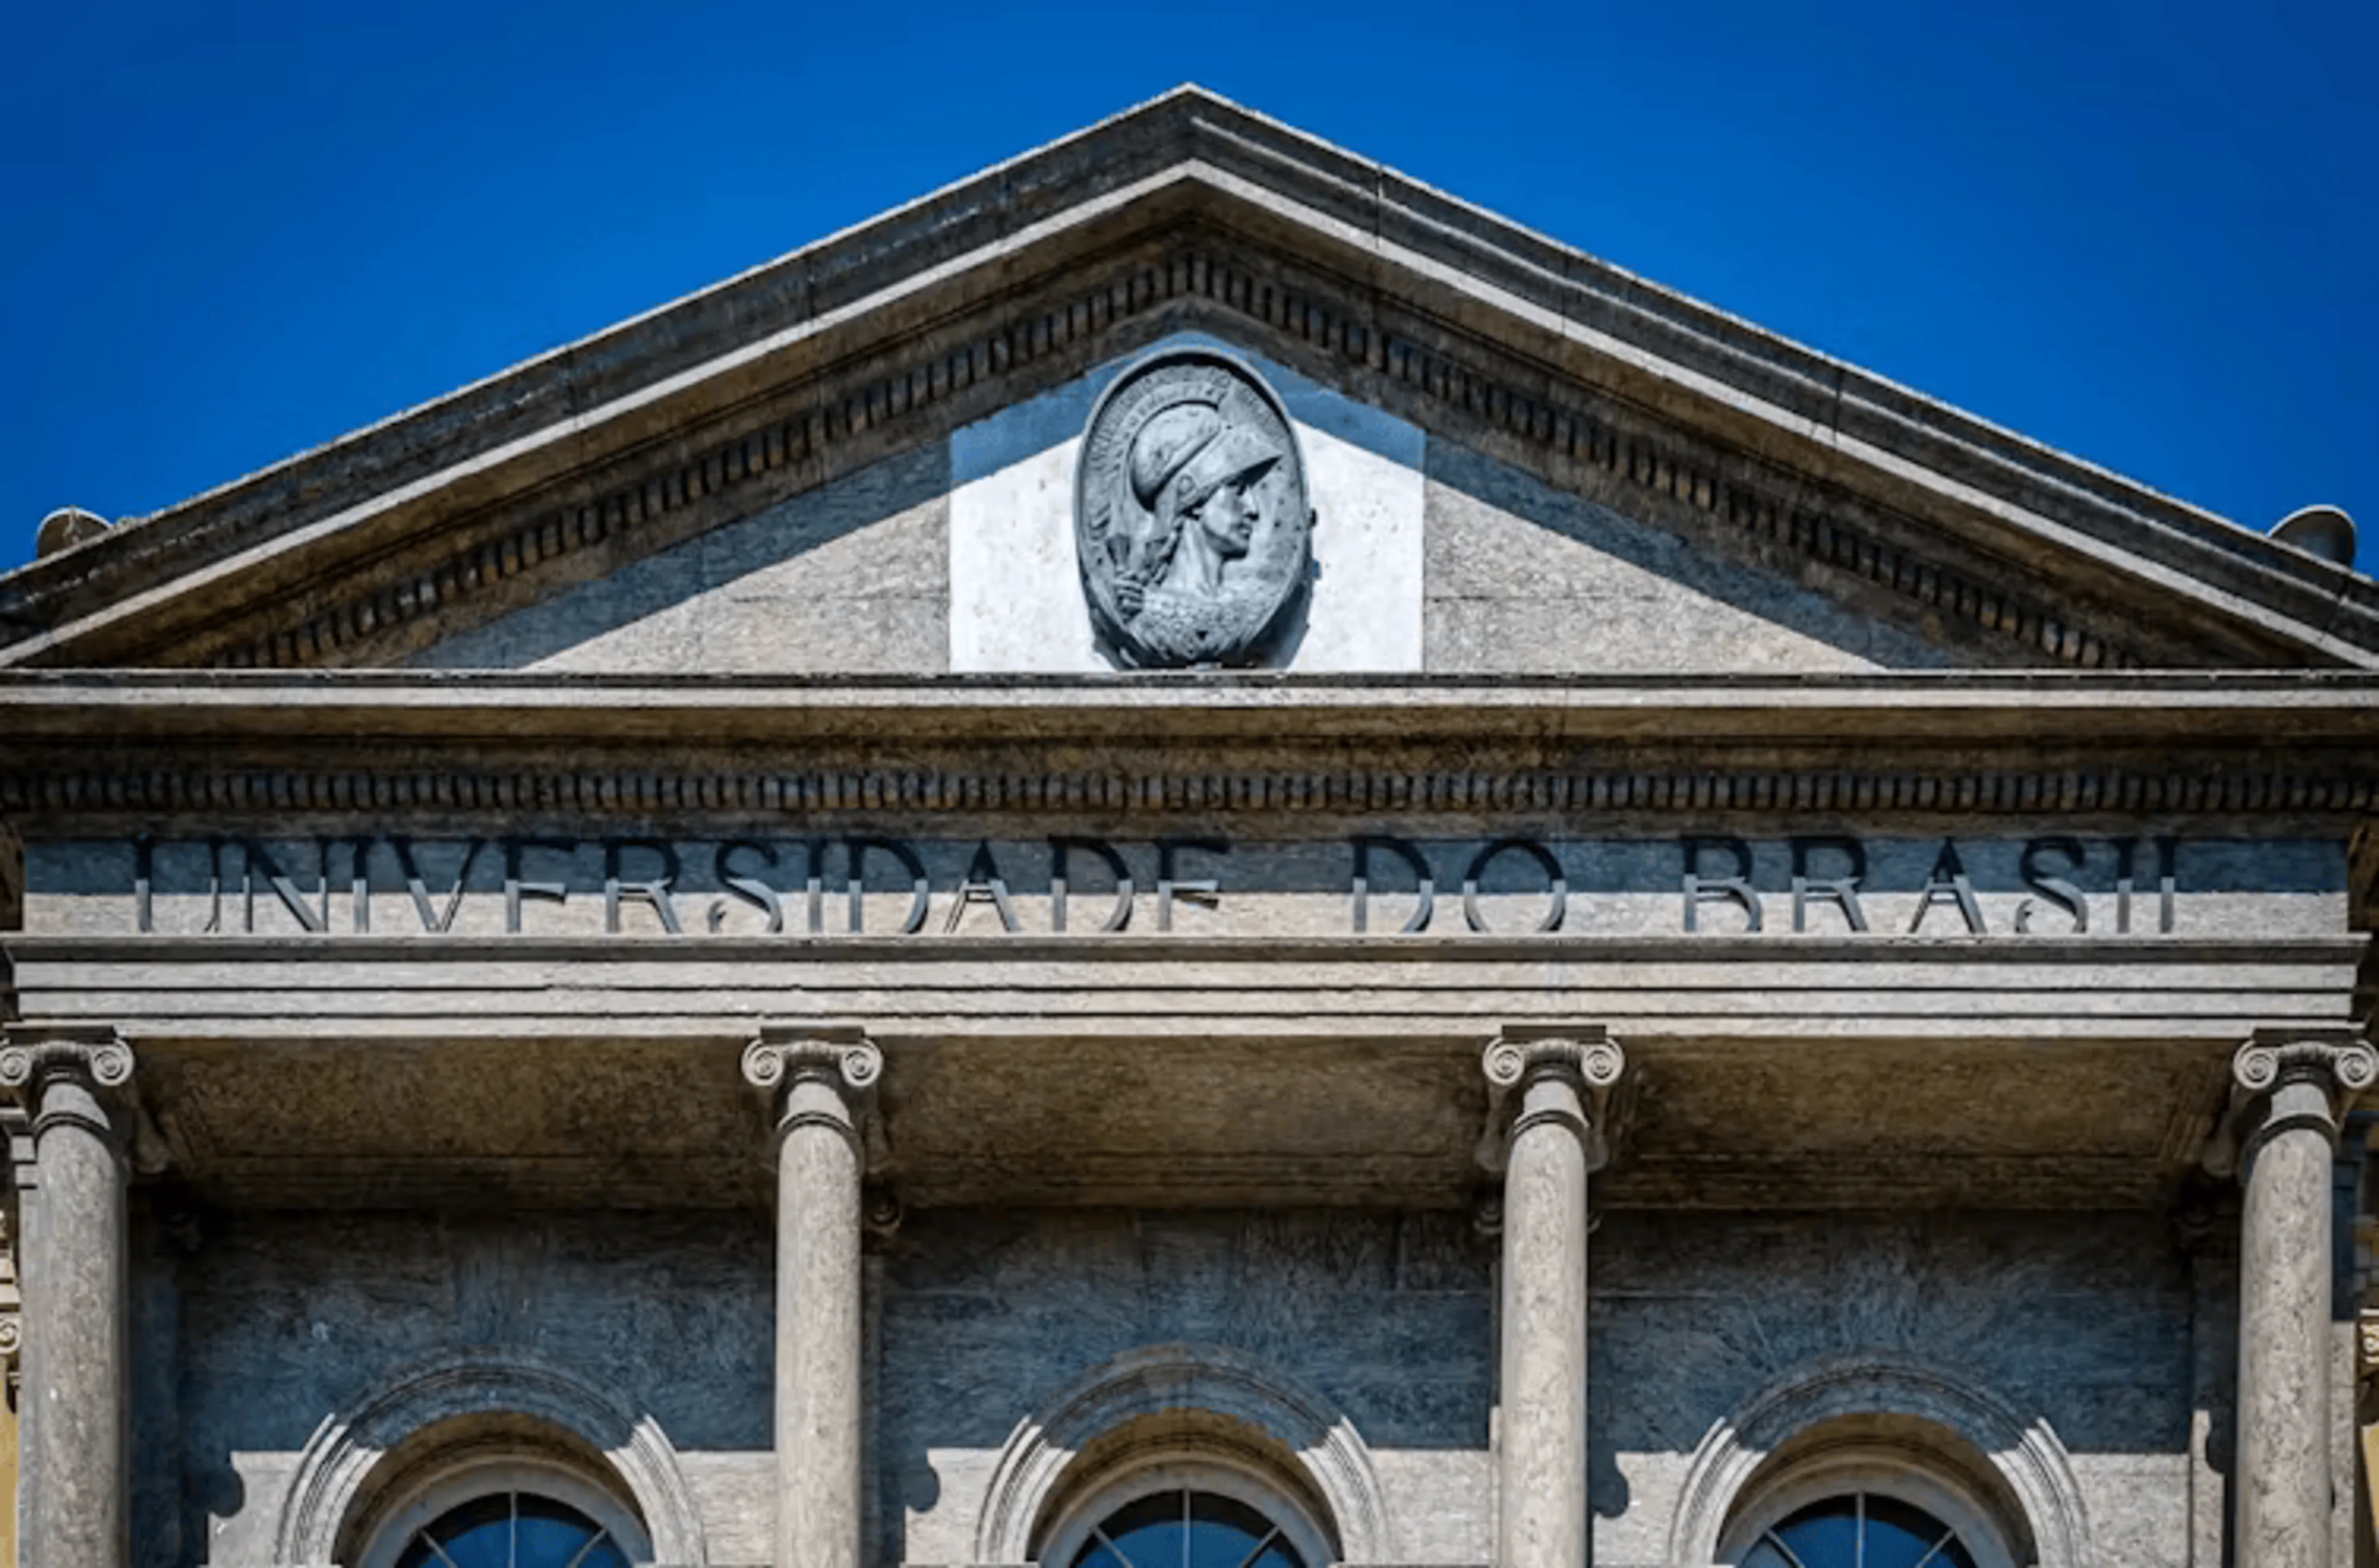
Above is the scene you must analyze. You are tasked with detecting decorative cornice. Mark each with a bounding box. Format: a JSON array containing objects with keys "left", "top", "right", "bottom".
[
  {"left": 3, "top": 757, "right": 2374, "bottom": 826},
  {"left": 190, "top": 241, "right": 2159, "bottom": 677}
]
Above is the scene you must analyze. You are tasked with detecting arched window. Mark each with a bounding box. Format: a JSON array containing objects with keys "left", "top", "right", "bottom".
[
  {"left": 1717, "top": 1440, "right": 2020, "bottom": 1568},
  {"left": 1738, "top": 1491, "right": 1978, "bottom": 1568},
  {"left": 1068, "top": 1487, "right": 1308, "bottom": 1568},
  {"left": 390, "top": 1490, "right": 631, "bottom": 1568},
  {"left": 1036, "top": 1454, "right": 1334, "bottom": 1568},
  {"left": 358, "top": 1457, "right": 653, "bottom": 1568}
]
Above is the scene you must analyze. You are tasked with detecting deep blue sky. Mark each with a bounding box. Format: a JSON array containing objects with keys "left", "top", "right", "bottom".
[{"left": 4, "top": 1, "right": 2372, "bottom": 578}]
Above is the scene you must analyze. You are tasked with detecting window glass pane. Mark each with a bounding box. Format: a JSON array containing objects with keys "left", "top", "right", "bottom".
[
  {"left": 404, "top": 1492, "right": 623, "bottom": 1568},
  {"left": 1077, "top": 1488, "right": 1307, "bottom": 1568},
  {"left": 1185, "top": 1520, "right": 1269, "bottom": 1568},
  {"left": 1185, "top": 1491, "right": 1272, "bottom": 1568},
  {"left": 513, "top": 1503, "right": 600, "bottom": 1567},
  {"left": 1101, "top": 1491, "right": 1189, "bottom": 1568},
  {"left": 1773, "top": 1497, "right": 1861, "bottom": 1567},
  {"left": 430, "top": 1499, "right": 515, "bottom": 1568},
  {"left": 1754, "top": 1493, "right": 1975, "bottom": 1568},
  {"left": 1863, "top": 1496, "right": 1956, "bottom": 1568}
]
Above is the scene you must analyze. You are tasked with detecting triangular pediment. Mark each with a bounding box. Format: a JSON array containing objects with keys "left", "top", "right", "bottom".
[{"left": 3, "top": 86, "right": 2372, "bottom": 675}]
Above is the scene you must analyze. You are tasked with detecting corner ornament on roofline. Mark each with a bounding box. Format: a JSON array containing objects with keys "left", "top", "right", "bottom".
[{"left": 1074, "top": 347, "right": 1315, "bottom": 669}]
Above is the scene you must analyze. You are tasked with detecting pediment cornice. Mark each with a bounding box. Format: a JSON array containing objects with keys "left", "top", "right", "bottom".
[
  {"left": 2, "top": 88, "right": 2371, "bottom": 670},
  {"left": 1, "top": 672, "right": 2376, "bottom": 835}
]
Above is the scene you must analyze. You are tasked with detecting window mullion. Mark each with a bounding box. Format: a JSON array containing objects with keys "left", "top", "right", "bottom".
[
  {"left": 1234, "top": 1525, "right": 1284, "bottom": 1568},
  {"left": 1909, "top": 1528, "right": 1959, "bottom": 1568},
  {"left": 1092, "top": 1524, "right": 1138, "bottom": 1568}
]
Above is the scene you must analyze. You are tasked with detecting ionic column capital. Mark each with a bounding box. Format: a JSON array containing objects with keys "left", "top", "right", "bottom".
[
  {"left": 0, "top": 1027, "right": 139, "bottom": 1149},
  {"left": 1479, "top": 1028, "right": 1627, "bottom": 1173},
  {"left": 741, "top": 1030, "right": 883, "bottom": 1101},
  {"left": 741, "top": 1025, "right": 886, "bottom": 1166},
  {"left": 2209, "top": 1028, "right": 2378, "bottom": 1175},
  {"left": 2231, "top": 1032, "right": 2378, "bottom": 1104}
]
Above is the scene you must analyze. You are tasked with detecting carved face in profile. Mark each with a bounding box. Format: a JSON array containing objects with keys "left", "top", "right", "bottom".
[
  {"left": 1129, "top": 406, "right": 1284, "bottom": 600},
  {"left": 1184, "top": 464, "right": 1270, "bottom": 562},
  {"left": 1075, "top": 347, "right": 1314, "bottom": 669}
]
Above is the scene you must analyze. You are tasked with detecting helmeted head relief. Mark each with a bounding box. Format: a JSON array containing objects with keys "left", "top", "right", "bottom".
[{"left": 1130, "top": 404, "right": 1284, "bottom": 515}]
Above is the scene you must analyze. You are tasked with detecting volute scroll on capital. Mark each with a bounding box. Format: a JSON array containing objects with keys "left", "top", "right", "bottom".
[
  {"left": 1477, "top": 1029, "right": 1628, "bottom": 1174},
  {"left": 740, "top": 1026, "right": 888, "bottom": 1170},
  {"left": 2230, "top": 1034, "right": 2379, "bottom": 1099},
  {"left": 738, "top": 1034, "right": 884, "bottom": 1100},
  {"left": 2202, "top": 1027, "right": 2378, "bottom": 1176},
  {"left": 0, "top": 1027, "right": 145, "bottom": 1150}
]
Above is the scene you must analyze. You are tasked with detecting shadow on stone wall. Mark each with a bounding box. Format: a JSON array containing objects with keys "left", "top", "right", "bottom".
[{"left": 407, "top": 442, "right": 952, "bottom": 673}]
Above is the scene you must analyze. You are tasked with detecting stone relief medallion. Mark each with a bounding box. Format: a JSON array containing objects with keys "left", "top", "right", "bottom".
[{"left": 1075, "top": 349, "right": 1314, "bottom": 668}]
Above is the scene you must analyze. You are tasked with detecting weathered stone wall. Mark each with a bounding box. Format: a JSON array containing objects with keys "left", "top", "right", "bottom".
[
  {"left": 1420, "top": 442, "right": 1959, "bottom": 674},
  {"left": 169, "top": 1210, "right": 775, "bottom": 1566},
  {"left": 1591, "top": 1210, "right": 2202, "bottom": 1568},
  {"left": 153, "top": 1202, "right": 2202, "bottom": 1567},
  {"left": 410, "top": 445, "right": 952, "bottom": 675},
  {"left": 876, "top": 1207, "right": 1496, "bottom": 1566}
]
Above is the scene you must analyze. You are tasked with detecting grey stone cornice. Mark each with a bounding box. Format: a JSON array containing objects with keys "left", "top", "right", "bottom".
[
  {"left": 3, "top": 669, "right": 2379, "bottom": 742},
  {"left": 0, "top": 87, "right": 2371, "bottom": 672},
  {"left": 1, "top": 673, "right": 2376, "bottom": 829}
]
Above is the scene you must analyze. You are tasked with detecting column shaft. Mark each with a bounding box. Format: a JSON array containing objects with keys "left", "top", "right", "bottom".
[
  {"left": 3, "top": 1036, "right": 136, "bottom": 1568},
  {"left": 1499, "top": 1071, "right": 1590, "bottom": 1568},
  {"left": 746, "top": 1034, "right": 880, "bottom": 1568},
  {"left": 1484, "top": 1034, "right": 1622, "bottom": 1568},
  {"left": 778, "top": 1075, "right": 864, "bottom": 1568},
  {"left": 2231, "top": 1036, "right": 2374, "bottom": 1568}
]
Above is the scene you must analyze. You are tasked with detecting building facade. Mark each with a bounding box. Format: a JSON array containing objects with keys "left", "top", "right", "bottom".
[{"left": 2, "top": 87, "right": 2378, "bottom": 1568}]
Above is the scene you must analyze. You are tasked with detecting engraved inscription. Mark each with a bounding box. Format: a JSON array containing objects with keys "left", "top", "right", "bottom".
[{"left": 29, "top": 831, "right": 2340, "bottom": 943}]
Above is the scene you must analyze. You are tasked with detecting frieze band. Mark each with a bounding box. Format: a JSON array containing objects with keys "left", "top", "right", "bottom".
[{"left": 20, "top": 828, "right": 2329, "bottom": 941}]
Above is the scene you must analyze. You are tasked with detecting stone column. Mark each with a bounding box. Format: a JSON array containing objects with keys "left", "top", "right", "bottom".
[
  {"left": 743, "top": 1029, "right": 882, "bottom": 1568},
  {"left": 0, "top": 1030, "right": 138, "bottom": 1568},
  {"left": 2229, "top": 1034, "right": 2375, "bottom": 1568},
  {"left": 1482, "top": 1031, "right": 1625, "bottom": 1568}
]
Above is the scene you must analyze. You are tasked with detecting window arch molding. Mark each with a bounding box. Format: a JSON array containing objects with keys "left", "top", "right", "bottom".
[
  {"left": 272, "top": 1350, "right": 708, "bottom": 1565},
  {"left": 354, "top": 1453, "right": 651, "bottom": 1568},
  {"left": 1667, "top": 1351, "right": 2092, "bottom": 1568},
  {"left": 1035, "top": 1459, "right": 1335, "bottom": 1568},
  {"left": 973, "top": 1342, "right": 1390, "bottom": 1564},
  {"left": 1716, "top": 1442, "right": 2017, "bottom": 1568}
]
